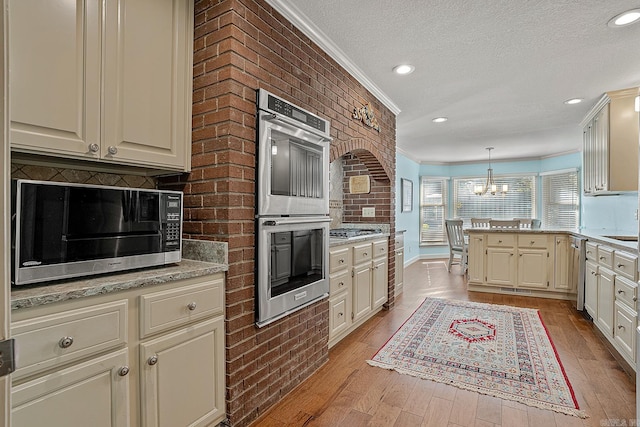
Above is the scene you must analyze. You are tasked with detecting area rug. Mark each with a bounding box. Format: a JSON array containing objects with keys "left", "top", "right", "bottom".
[{"left": 367, "top": 297, "right": 587, "bottom": 418}]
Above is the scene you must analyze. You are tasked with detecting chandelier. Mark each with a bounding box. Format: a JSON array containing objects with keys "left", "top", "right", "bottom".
[{"left": 474, "top": 147, "right": 508, "bottom": 196}]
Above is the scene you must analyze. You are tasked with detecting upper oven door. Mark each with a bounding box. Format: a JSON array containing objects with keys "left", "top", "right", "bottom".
[{"left": 257, "top": 110, "right": 330, "bottom": 216}]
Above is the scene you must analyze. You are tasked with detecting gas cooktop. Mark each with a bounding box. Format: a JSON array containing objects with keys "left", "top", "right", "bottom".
[{"left": 329, "top": 228, "right": 383, "bottom": 239}]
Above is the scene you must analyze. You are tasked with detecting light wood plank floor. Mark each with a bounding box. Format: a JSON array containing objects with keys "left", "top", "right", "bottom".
[{"left": 252, "top": 260, "right": 636, "bottom": 427}]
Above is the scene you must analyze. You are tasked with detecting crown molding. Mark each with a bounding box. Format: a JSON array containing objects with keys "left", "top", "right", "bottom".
[
  {"left": 396, "top": 146, "right": 422, "bottom": 163},
  {"left": 265, "top": 0, "right": 401, "bottom": 115}
]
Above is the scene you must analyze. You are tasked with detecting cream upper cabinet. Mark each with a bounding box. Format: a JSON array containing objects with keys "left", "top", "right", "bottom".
[
  {"left": 9, "top": 0, "right": 193, "bottom": 173},
  {"left": 581, "top": 88, "right": 639, "bottom": 195}
]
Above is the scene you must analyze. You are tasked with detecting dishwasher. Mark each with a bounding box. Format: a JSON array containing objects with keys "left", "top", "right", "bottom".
[{"left": 569, "top": 236, "right": 586, "bottom": 311}]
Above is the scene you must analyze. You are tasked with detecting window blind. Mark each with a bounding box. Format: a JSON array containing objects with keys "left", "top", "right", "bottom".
[
  {"left": 542, "top": 170, "right": 579, "bottom": 228},
  {"left": 420, "top": 177, "right": 448, "bottom": 244},
  {"left": 453, "top": 175, "right": 536, "bottom": 226}
]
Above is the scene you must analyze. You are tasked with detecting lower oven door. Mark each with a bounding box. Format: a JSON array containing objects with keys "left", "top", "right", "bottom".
[{"left": 256, "top": 216, "right": 330, "bottom": 327}]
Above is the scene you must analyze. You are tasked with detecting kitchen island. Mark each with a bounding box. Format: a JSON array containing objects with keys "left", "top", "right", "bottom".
[{"left": 468, "top": 227, "right": 638, "bottom": 372}]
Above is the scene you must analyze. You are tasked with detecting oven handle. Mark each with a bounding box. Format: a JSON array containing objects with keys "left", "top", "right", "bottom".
[
  {"left": 262, "top": 217, "right": 331, "bottom": 226},
  {"left": 261, "top": 113, "right": 333, "bottom": 142}
]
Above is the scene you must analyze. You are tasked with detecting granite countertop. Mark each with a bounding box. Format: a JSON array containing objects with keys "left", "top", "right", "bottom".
[
  {"left": 466, "top": 227, "right": 638, "bottom": 252},
  {"left": 11, "top": 239, "right": 229, "bottom": 311},
  {"left": 329, "top": 232, "right": 391, "bottom": 247}
]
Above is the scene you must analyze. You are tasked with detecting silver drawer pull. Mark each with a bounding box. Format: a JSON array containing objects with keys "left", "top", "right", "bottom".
[
  {"left": 363, "top": 252, "right": 368, "bottom": 256},
  {"left": 617, "top": 289, "right": 625, "bottom": 294},
  {"left": 498, "top": 240, "right": 502, "bottom": 243},
  {"left": 617, "top": 325, "right": 625, "bottom": 330},
  {"left": 338, "top": 282, "right": 344, "bottom": 287},
  {"left": 530, "top": 241, "right": 535, "bottom": 245},
  {"left": 148, "top": 355, "right": 158, "bottom": 366},
  {"left": 59, "top": 337, "right": 74, "bottom": 349},
  {"left": 187, "top": 302, "right": 197, "bottom": 311},
  {"left": 634, "top": 296, "right": 638, "bottom": 302},
  {"left": 107, "top": 146, "right": 118, "bottom": 155},
  {"left": 599, "top": 256, "right": 606, "bottom": 260},
  {"left": 586, "top": 250, "right": 592, "bottom": 254},
  {"left": 88, "top": 143, "right": 99, "bottom": 153},
  {"left": 616, "top": 263, "right": 624, "bottom": 268},
  {"left": 339, "top": 259, "right": 344, "bottom": 264},
  {"left": 118, "top": 366, "right": 130, "bottom": 377}
]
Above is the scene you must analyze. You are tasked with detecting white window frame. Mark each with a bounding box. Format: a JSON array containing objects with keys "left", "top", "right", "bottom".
[
  {"left": 419, "top": 177, "right": 448, "bottom": 245},
  {"left": 541, "top": 168, "right": 580, "bottom": 229},
  {"left": 452, "top": 174, "right": 537, "bottom": 226}
]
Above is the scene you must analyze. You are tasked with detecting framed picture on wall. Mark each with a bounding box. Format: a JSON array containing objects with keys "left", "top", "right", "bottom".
[{"left": 401, "top": 178, "right": 413, "bottom": 212}]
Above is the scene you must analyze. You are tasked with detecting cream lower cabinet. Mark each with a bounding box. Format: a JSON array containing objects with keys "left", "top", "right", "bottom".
[
  {"left": 11, "top": 273, "right": 226, "bottom": 426},
  {"left": 467, "top": 234, "right": 485, "bottom": 284},
  {"left": 596, "top": 267, "right": 616, "bottom": 338},
  {"left": 328, "top": 238, "right": 389, "bottom": 348},
  {"left": 468, "top": 232, "right": 573, "bottom": 299},
  {"left": 12, "top": 349, "right": 130, "bottom": 427},
  {"left": 584, "top": 241, "right": 638, "bottom": 370},
  {"left": 584, "top": 260, "right": 599, "bottom": 318},
  {"left": 9, "top": 0, "right": 193, "bottom": 173}
]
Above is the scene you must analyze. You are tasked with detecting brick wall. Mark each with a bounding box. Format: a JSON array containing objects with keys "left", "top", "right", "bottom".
[{"left": 161, "top": 1, "right": 397, "bottom": 425}]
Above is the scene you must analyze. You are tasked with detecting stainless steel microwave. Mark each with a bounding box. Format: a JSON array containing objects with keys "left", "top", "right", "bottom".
[{"left": 11, "top": 180, "right": 183, "bottom": 286}]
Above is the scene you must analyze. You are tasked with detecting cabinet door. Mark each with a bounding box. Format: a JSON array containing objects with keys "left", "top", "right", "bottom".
[
  {"left": 486, "top": 248, "right": 515, "bottom": 286},
  {"left": 597, "top": 267, "right": 615, "bottom": 337},
  {"left": 271, "top": 243, "right": 292, "bottom": 282},
  {"left": 614, "top": 301, "right": 637, "bottom": 363},
  {"left": 518, "top": 249, "right": 549, "bottom": 289},
  {"left": 352, "top": 263, "right": 372, "bottom": 322},
  {"left": 140, "top": 316, "right": 225, "bottom": 427},
  {"left": 395, "top": 250, "right": 404, "bottom": 296},
  {"left": 372, "top": 257, "right": 388, "bottom": 309},
  {"left": 329, "top": 292, "right": 351, "bottom": 340},
  {"left": 593, "top": 105, "right": 609, "bottom": 192},
  {"left": 553, "top": 236, "right": 572, "bottom": 291},
  {"left": 12, "top": 349, "right": 130, "bottom": 427},
  {"left": 102, "top": 0, "right": 193, "bottom": 170},
  {"left": 467, "top": 235, "right": 485, "bottom": 284},
  {"left": 584, "top": 260, "right": 598, "bottom": 318},
  {"left": 9, "top": 0, "right": 101, "bottom": 157}
]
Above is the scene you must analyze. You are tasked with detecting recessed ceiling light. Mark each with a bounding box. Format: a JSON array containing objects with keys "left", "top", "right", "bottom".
[
  {"left": 393, "top": 64, "right": 415, "bottom": 75},
  {"left": 608, "top": 9, "right": 640, "bottom": 27},
  {"left": 432, "top": 117, "right": 448, "bottom": 123},
  {"left": 564, "top": 98, "right": 583, "bottom": 105}
]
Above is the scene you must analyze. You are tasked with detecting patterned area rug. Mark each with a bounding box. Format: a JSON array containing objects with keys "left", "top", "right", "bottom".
[{"left": 368, "top": 298, "right": 587, "bottom": 418}]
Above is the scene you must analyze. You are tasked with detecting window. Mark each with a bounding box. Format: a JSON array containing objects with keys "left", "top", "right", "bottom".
[
  {"left": 420, "top": 177, "right": 448, "bottom": 245},
  {"left": 541, "top": 169, "right": 579, "bottom": 228},
  {"left": 453, "top": 175, "right": 536, "bottom": 226}
]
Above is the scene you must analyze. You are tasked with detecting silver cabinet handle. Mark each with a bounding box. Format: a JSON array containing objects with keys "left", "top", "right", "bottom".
[
  {"left": 498, "top": 240, "right": 502, "bottom": 243},
  {"left": 363, "top": 252, "right": 368, "bottom": 256},
  {"left": 148, "top": 355, "right": 158, "bottom": 366},
  {"left": 339, "top": 259, "right": 344, "bottom": 264},
  {"left": 338, "top": 281, "right": 344, "bottom": 287},
  {"left": 88, "top": 143, "right": 99, "bottom": 153},
  {"left": 599, "top": 256, "right": 606, "bottom": 260},
  {"left": 617, "top": 289, "right": 625, "bottom": 294},
  {"left": 59, "top": 337, "right": 74, "bottom": 349},
  {"left": 617, "top": 325, "right": 625, "bottom": 330},
  {"left": 107, "top": 146, "right": 118, "bottom": 155},
  {"left": 187, "top": 302, "right": 197, "bottom": 311},
  {"left": 530, "top": 241, "right": 535, "bottom": 245},
  {"left": 118, "top": 366, "right": 130, "bottom": 377},
  {"left": 633, "top": 296, "right": 638, "bottom": 302},
  {"left": 616, "top": 263, "right": 624, "bottom": 268}
]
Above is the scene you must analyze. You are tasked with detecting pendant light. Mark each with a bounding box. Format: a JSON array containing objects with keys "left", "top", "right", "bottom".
[{"left": 474, "top": 147, "right": 508, "bottom": 196}]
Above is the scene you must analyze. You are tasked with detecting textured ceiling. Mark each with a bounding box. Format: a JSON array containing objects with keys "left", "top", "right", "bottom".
[{"left": 267, "top": 0, "right": 640, "bottom": 163}]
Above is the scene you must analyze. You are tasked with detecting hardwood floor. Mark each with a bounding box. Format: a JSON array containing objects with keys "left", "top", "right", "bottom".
[{"left": 252, "top": 260, "right": 636, "bottom": 427}]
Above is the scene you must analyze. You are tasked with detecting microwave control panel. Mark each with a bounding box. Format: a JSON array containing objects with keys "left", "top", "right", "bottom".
[{"left": 162, "top": 194, "right": 182, "bottom": 250}]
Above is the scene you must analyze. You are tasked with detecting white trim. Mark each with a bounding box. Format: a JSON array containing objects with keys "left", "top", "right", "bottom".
[
  {"left": 396, "top": 146, "right": 421, "bottom": 163},
  {"left": 420, "top": 149, "right": 582, "bottom": 166},
  {"left": 580, "top": 93, "right": 610, "bottom": 127},
  {"left": 265, "top": 0, "right": 401, "bottom": 115},
  {"left": 539, "top": 168, "right": 578, "bottom": 176}
]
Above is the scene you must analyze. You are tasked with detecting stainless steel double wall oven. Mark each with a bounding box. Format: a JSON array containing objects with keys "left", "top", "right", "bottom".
[{"left": 255, "top": 89, "right": 331, "bottom": 327}]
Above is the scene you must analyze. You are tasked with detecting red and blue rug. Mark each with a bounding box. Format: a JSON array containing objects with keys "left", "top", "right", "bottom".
[{"left": 368, "top": 297, "right": 587, "bottom": 418}]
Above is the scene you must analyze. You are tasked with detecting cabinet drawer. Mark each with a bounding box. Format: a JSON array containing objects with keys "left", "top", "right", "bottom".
[
  {"left": 517, "top": 234, "right": 548, "bottom": 248},
  {"left": 372, "top": 239, "right": 388, "bottom": 259},
  {"left": 12, "top": 300, "right": 128, "bottom": 380},
  {"left": 330, "top": 269, "right": 352, "bottom": 295},
  {"left": 353, "top": 242, "right": 373, "bottom": 264},
  {"left": 486, "top": 234, "right": 515, "bottom": 247},
  {"left": 614, "top": 251, "right": 637, "bottom": 281},
  {"left": 329, "top": 247, "right": 352, "bottom": 274},
  {"left": 140, "top": 277, "right": 224, "bottom": 338},
  {"left": 597, "top": 246, "right": 614, "bottom": 269},
  {"left": 614, "top": 301, "right": 637, "bottom": 363},
  {"left": 585, "top": 242, "right": 598, "bottom": 261},
  {"left": 614, "top": 276, "right": 638, "bottom": 309}
]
